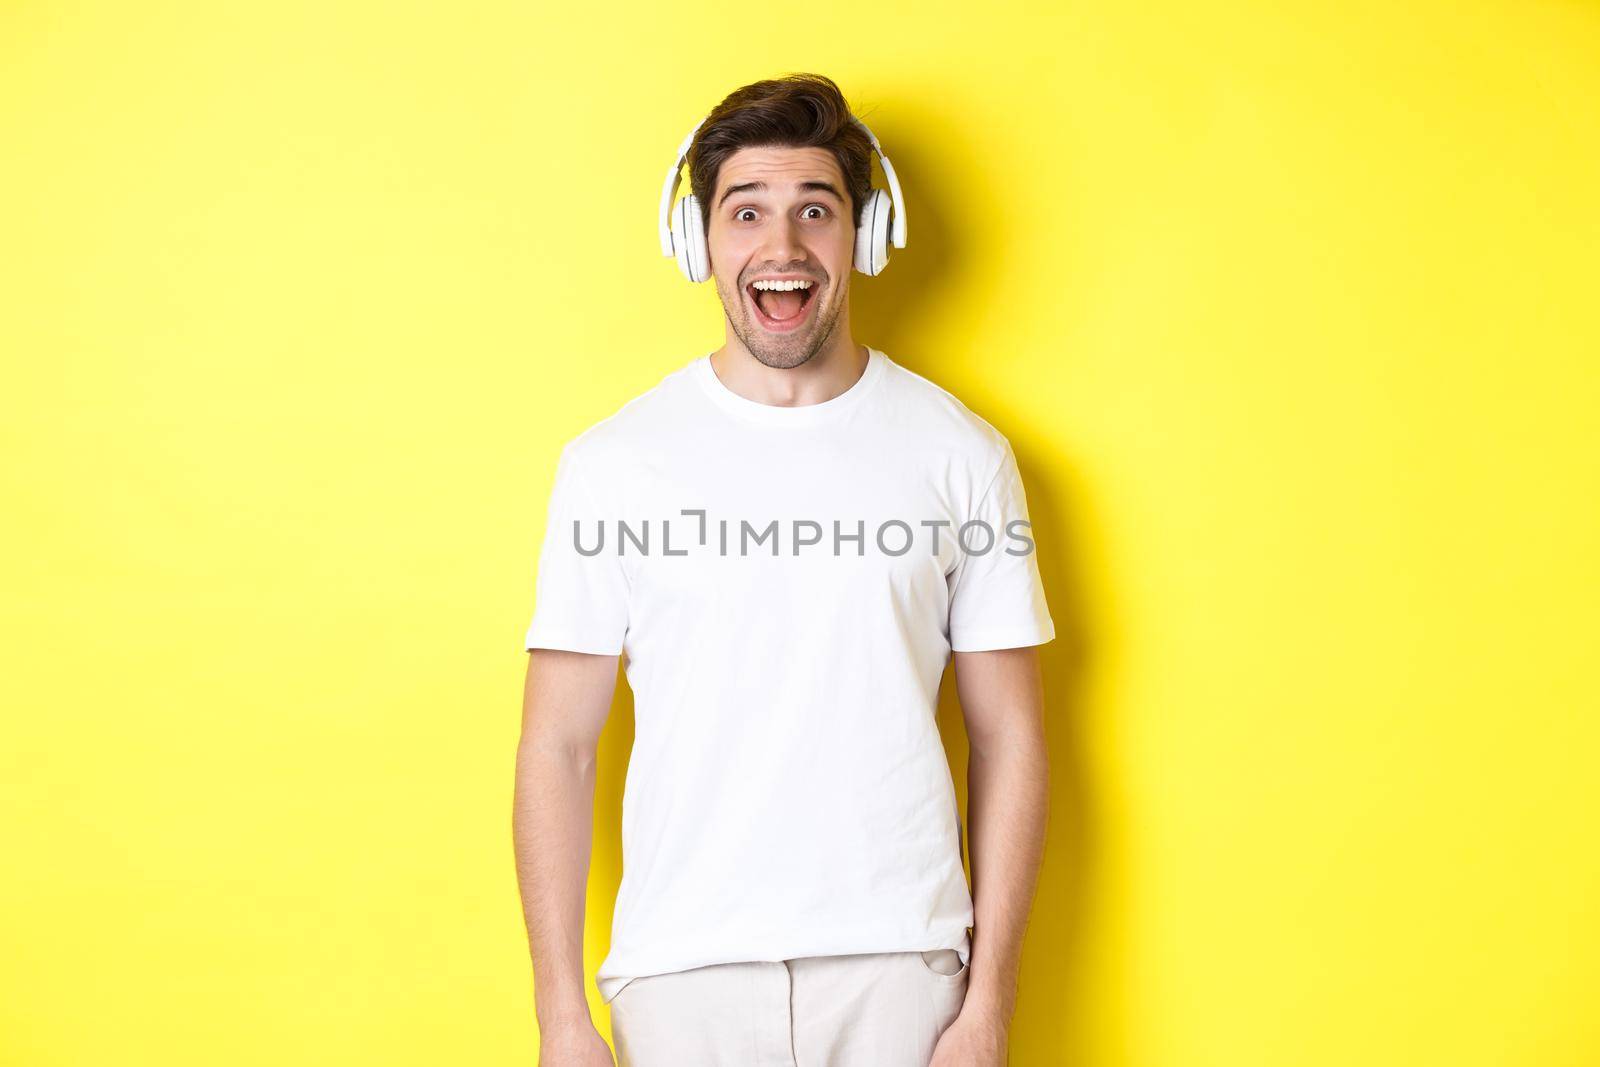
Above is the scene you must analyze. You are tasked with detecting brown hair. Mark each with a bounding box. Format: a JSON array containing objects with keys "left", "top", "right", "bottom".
[{"left": 687, "top": 73, "right": 874, "bottom": 234}]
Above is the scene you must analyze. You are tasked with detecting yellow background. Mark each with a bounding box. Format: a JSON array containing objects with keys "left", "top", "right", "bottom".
[{"left": 3, "top": 2, "right": 1597, "bottom": 1064}]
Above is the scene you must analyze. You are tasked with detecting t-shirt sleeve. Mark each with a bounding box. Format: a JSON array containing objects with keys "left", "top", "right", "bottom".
[
  {"left": 946, "top": 441, "right": 1056, "bottom": 652},
  {"left": 523, "top": 444, "right": 630, "bottom": 655}
]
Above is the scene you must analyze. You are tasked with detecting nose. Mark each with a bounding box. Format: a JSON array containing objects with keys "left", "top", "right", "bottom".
[{"left": 758, "top": 212, "right": 806, "bottom": 267}]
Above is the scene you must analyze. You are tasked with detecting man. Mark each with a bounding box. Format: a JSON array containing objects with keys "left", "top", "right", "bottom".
[{"left": 514, "top": 73, "right": 1053, "bottom": 1067}]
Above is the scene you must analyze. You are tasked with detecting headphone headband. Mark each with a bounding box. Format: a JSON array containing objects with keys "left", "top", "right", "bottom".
[{"left": 657, "top": 114, "right": 906, "bottom": 258}]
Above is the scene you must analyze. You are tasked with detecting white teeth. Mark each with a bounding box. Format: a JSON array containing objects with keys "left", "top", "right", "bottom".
[{"left": 750, "top": 279, "right": 814, "bottom": 291}]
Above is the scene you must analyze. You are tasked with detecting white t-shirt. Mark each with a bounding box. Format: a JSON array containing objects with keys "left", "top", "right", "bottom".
[{"left": 523, "top": 346, "right": 1054, "bottom": 1003}]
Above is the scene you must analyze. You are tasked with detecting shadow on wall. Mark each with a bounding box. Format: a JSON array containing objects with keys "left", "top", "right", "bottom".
[
  {"left": 934, "top": 444, "right": 1104, "bottom": 1061},
  {"left": 853, "top": 110, "right": 1112, "bottom": 1060}
]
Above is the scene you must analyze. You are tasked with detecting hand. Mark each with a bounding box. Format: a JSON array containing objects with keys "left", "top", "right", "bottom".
[
  {"left": 929, "top": 1008, "right": 1009, "bottom": 1067},
  {"left": 536, "top": 1017, "right": 616, "bottom": 1066}
]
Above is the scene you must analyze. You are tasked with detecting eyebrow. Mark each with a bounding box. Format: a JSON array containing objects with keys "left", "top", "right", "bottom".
[{"left": 717, "top": 180, "right": 845, "bottom": 211}]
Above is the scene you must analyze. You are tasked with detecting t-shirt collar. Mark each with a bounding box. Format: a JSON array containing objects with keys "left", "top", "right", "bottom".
[{"left": 691, "top": 346, "right": 888, "bottom": 426}]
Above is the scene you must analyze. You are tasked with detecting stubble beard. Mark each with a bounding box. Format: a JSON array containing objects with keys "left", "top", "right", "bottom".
[{"left": 719, "top": 276, "right": 845, "bottom": 372}]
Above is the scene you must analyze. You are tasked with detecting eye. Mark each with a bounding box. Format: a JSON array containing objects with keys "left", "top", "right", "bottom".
[
  {"left": 734, "top": 208, "right": 758, "bottom": 222},
  {"left": 801, "top": 204, "right": 829, "bottom": 220}
]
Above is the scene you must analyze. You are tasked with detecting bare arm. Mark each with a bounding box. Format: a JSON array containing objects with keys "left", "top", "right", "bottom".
[
  {"left": 513, "top": 648, "right": 621, "bottom": 1063},
  {"left": 951, "top": 645, "right": 1049, "bottom": 1035}
]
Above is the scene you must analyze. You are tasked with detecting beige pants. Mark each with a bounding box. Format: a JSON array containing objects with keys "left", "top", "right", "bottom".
[{"left": 608, "top": 948, "right": 970, "bottom": 1067}]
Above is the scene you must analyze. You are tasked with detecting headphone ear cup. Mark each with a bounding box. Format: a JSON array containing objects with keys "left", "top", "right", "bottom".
[
  {"left": 853, "top": 188, "right": 893, "bottom": 276},
  {"left": 671, "top": 194, "right": 711, "bottom": 283}
]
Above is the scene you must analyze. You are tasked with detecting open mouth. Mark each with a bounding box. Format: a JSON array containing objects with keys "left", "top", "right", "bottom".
[{"left": 746, "top": 279, "right": 819, "bottom": 333}]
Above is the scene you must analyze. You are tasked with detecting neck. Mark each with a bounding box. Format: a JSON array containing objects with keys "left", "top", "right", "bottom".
[{"left": 710, "top": 332, "right": 868, "bottom": 408}]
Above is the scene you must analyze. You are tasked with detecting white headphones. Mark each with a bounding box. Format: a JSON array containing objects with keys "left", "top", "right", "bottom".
[{"left": 658, "top": 114, "right": 908, "bottom": 283}]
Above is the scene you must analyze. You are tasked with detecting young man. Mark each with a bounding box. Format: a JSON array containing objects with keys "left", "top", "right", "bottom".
[{"left": 514, "top": 74, "right": 1054, "bottom": 1067}]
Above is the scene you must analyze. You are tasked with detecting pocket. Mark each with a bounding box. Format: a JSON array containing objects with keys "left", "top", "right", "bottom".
[{"left": 917, "top": 948, "right": 969, "bottom": 980}]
